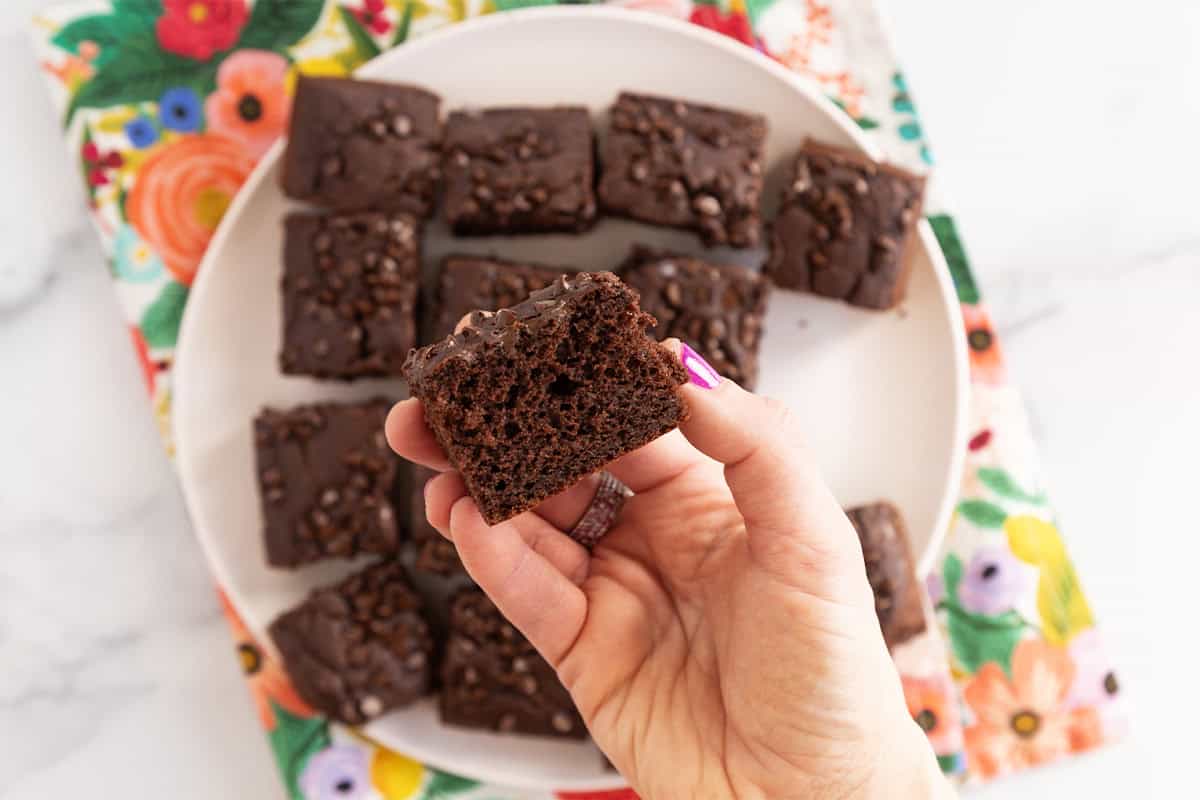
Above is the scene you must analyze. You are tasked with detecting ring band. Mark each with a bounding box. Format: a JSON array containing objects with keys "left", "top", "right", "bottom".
[{"left": 568, "top": 472, "right": 632, "bottom": 549}]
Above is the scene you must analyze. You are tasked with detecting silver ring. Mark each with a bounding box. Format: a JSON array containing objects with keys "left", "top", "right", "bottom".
[{"left": 569, "top": 472, "right": 632, "bottom": 549}]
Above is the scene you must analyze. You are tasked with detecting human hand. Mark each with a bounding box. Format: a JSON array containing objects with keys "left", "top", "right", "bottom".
[{"left": 386, "top": 343, "right": 952, "bottom": 800}]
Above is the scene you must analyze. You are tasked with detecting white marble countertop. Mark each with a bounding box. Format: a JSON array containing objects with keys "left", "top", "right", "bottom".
[{"left": 1, "top": 0, "right": 1196, "bottom": 796}]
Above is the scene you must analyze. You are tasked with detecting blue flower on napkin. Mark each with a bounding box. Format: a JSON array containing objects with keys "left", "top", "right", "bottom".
[{"left": 158, "top": 87, "right": 202, "bottom": 133}]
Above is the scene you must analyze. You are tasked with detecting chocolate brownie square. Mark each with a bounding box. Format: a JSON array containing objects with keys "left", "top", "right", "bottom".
[
  {"left": 598, "top": 92, "right": 767, "bottom": 248},
  {"left": 442, "top": 107, "right": 596, "bottom": 235},
  {"left": 281, "top": 210, "right": 420, "bottom": 379},
  {"left": 254, "top": 399, "right": 400, "bottom": 568},
  {"left": 427, "top": 255, "right": 566, "bottom": 342},
  {"left": 269, "top": 561, "right": 433, "bottom": 725},
  {"left": 282, "top": 76, "right": 441, "bottom": 216},
  {"left": 403, "top": 273, "right": 688, "bottom": 524},
  {"left": 767, "top": 140, "right": 926, "bottom": 310},
  {"left": 441, "top": 589, "right": 584, "bottom": 738},
  {"left": 408, "top": 464, "right": 467, "bottom": 577},
  {"left": 619, "top": 245, "right": 770, "bottom": 390},
  {"left": 846, "top": 501, "right": 927, "bottom": 649}
]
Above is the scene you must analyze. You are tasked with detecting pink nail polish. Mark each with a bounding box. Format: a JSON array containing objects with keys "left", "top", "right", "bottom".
[{"left": 681, "top": 343, "right": 721, "bottom": 389}]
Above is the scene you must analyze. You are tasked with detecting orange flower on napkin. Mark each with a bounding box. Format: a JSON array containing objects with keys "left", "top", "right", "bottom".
[
  {"left": 218, "top": 590, "right": 314, "bottom": 730},
  {"left": 206, "top": 50, "right": 290, "bottom": 161},
  {"left": 126, "top": 133, "right": 253, "bottom": 286},
  {"left": 963, "top": 639, "right": 1104, "bottom": 779}
]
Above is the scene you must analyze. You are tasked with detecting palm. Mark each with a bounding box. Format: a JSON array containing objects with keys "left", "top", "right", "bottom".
[
  {"left": 559, "top": 467, "right": 903, "bottom": 799},
  {"left": 386, "top": 373, "right": 941, "bottom": 800}
]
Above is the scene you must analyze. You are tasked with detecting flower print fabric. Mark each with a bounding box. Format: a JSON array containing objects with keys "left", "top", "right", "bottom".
[
  {"left": 125, "top": 133, "right": 253, "bottom": 285},
  {"left": 156, "top": 0, "right": 249, "bottom": 61},
  {"left": 963, "top": 639, "right": 1104, "bottom": 779},
  {"left": 205, "top": 50, "right": 290, "bottom": 160}
]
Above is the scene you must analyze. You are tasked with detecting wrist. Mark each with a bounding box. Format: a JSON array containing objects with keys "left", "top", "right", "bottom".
[{"left": 864, "top": 723, "right": 956, "bottom": 800}]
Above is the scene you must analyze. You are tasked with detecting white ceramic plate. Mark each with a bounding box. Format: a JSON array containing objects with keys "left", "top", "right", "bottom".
[{"left": 175, "top": 7, "right": 967, "bottom": 792}]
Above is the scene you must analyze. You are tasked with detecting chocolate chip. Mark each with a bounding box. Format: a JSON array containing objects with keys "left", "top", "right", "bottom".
[
  {"left": 368, "top": 119, "right": 388, "bottom": 139},
  {"left": 551, "top": 712, "right": 574, "bottom": 733},
  {"left": 320, "top": 489, "right": 339, "bottom": 508},
  {"left": 313, "top": 339, "right": 330, "bottom": 357},
  {"left": 693, "top": 195, "right": 721, "bottom": 216},
  {"left": 520, "top": 675, "right": 539, "bottom": 695},
  {"left": 498, "top": 713, "right": 518, "bottom": 732},
  {"left": 630, "top": 161, "right": 649, "bottom": 183},
  {"left": 359, "top": 695, "right": 384, "bottom": 717},
  {"left": 391, "top": 114, "right": 412, "bottom": 136},
  {"left": 320, "top": 155, "right": 343, "bottom": 177}
]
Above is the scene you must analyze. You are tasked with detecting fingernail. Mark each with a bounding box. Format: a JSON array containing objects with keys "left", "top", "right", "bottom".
[{"left": 680, "top": 343, "right": 722, "bottom": 389}]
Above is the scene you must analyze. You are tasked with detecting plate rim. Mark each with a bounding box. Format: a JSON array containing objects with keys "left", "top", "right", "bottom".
[{"left": 174, "top": 4, "right": 967, "bottom": 790}]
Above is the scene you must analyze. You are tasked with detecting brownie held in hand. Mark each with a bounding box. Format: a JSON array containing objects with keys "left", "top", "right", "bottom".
[
  {"left": 254, "top": 399, "right": 400, "bottom": 568},
  {"left": 442, "top": 107, "right": 596, "bottom": 235},
  {"left": 441, "top": 589, "right": 584, "bottom": 738},
  {"left": 599, "top": 92, "right": 767, "bottom": 248},
  {"left": 281, "top": 210, "right": 419, "bottom": 379},
  {"left": 427, "top": 254, "right": 566, "bottom": 342},
  {"left": 282, "top": 76, "right": 441, "bottom": 216},
  {"left": 270, "top": 561, "right": 433, "bottom": 725},
  {"left": 846, "top": 501, "right": 927, "bottom": 649},
  {"left": 620, "top": 245, "right": 770, "bottom": 390},
  {"left": 403, "top": 272, "right": 688, "bottom": 524},
  {"left": 767, "top": 140, "right": 925, "bottom": 310}
]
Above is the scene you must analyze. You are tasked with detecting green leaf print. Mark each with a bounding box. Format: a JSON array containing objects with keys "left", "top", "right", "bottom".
[
  {"left": 140, "top": 281, "right": 189, "bottom": 348},
  {"left": 743, "top": 0, "right": 779, "bottom": 27},
  {"left": 944, "top": 604, "right": 1025, "bottom": 675},
  {"left": 494, "top": 0, "right": 560, "bottom": 9},
  {"left": 957, "top": 499, "right": 1007, "bottom": 529},
  {"left": 854, "top": 116, "right": 880, "bottom": 130},
  {"left": 267, "top": 701, "right": 331, "bottom": 800},
  {"left": 926, "top": 214, "right": 980, "bottom": 305},
  {"left": 64, "top": 41, "right": 218, "bottom": 127},
  {"left": 338, "top": 5, "right": 384, "bottom": 62},
  {"left": 52, "top": 14, "right": 150, "bottom": 67},
  {"left": 976, "top": 467, "right": 1046, "bottom": 505},
  {"left": 393, "top": 2, "right": 416, "bottom": 47},
  {"left": 942, "top": 552, "right": 964, "bottom": 598},
  {"left": 936, "top": 753, "right": 960, "bottom": 774},
  {"left": 237, "top": 0, "right": 326, "bottom": 53},
  {"left": 423, "top": 768, "right": 480, "bottom": 797}
]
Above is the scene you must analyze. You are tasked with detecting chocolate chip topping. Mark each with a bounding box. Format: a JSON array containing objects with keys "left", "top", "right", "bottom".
[
  {"left": 440, "top": 589, "right": 584, "bottom": 738},
  {"left": 620, "top": 245, "right": 770, "bottom": 389},
  {"left": 599, "top": 92, "right": 767, "bottom": 248},
  {"left": 280, "top": 210, "right": 420, "bottom": 379},
  {"left": 767, "top": 139, "right": 926, "bottom": 310},
  {"left": 269, "top": 561, "right": 434, "bottom": 726},
  {"left": 253, "top": 399, "right": 401, "bottom": 568},
  {"left": 442, "top": 106, "right": 597, "bottom": 235},
  {"left": 281, "top": 76, "right": 442, "bottom": 217}
]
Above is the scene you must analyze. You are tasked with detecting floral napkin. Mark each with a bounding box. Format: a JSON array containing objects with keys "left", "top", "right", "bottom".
[{"left": 31, "top": 1, "right": 1124, "bottom": 797}]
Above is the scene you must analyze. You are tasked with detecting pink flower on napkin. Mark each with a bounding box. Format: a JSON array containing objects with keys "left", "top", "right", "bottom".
[{"left": 206, "top": 50, "right": 290, "bottom": 160}]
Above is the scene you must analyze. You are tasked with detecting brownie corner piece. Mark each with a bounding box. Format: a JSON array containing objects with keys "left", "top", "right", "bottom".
[
  {"left": 253, "top": 398, "right": 401, "bottom": 568},
  {"left": 767, "top": 139, "right": 926, "bottom": 310},
  {"left": 269, "top": 561, "right": 433, "bottom": 725},
  {"left": 845, "top": 501, "right": 927, "bottom": 649},
  {"left": 442, "top": 106, "right": 596, "bottom": 235},
  {"left": 280, "top": 209, "right": 420, "bottom": 379},
  {"left": 428, "top": 254, "right": 567, "bottom": 342},
  {"left": 403, "top": 272, "right": 688, "bottom": 524},
  {"left": 281, "top": 75, "right": 441, "bottom": 216},
  {"left": 441, "top": 588, "right": 584, "bottom": 738},
  {"left": 619, "top": 245, "right": 769, "bottom": 389},
  {"left": 599, "top": 92, "right": 766, "bottom": 248}
]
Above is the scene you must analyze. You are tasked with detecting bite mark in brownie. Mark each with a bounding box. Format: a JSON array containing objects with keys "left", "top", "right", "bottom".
[
  {"left": 619, "top": 245, "right": 770, "bottom": 389},
  {"left": 442, "top": 107, "right": 596, "bottom": 235},
  {"left": 598, "top": 92, "right": 767, "bottom": 248},
  {"left": 441, "top": 589, "right": 584, "bottom": 738},
  {"left": 427, "top": 255, "right": 566, "bottom": 342},
  {"left": 269, "top": 561, "right": 433, "bottom": 725},
  {"left": 281, "top": 76, "right": 441, "bottom": 216},
  {"left": 403, "top": 272, "right": 689, "bottom": 525},
  {"left": 281, "top": 210, "right": 420, "bottom": 379},
  {"left": 846, "top": 501, "right": 927, "bottom": 649},
  {"left": 767, "top": 140, "right": 926, "bottom": 310},
  {"left": 254, "top": 399, "right": 400, "bottom": 568}
]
